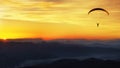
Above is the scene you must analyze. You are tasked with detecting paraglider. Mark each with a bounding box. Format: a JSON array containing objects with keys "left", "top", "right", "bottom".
[
  {"left": 88, "top": 8, "right": 109, "bottom": 27},
  {"left": 97, "top": 23, "right": 99, "bottom": 27}
]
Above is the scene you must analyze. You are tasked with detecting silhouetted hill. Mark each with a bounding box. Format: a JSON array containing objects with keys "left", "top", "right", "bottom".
[
  {"left": 7, "top": 38, "right": 44, "bottom": 43},
  {"left": 19, "top": 58, "right": 120, "bottom": 68},
  {"left": 0, "top": 39, "right": 120, "bottom": 68}
]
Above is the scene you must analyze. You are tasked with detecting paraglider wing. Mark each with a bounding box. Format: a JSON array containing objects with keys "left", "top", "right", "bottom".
[{"left": 88, "top": 8, "right": 109, "bottom": 15}]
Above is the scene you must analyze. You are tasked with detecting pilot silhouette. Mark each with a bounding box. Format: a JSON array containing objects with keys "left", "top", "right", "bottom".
[{"left": 97, "top": 23, "right": 99, "bottom": 27}]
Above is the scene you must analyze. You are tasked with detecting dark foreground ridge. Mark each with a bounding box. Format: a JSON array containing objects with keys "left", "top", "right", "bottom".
[
  {"left": 0, "top": 39, "right": 120, "bottom": 68},
  {"left": 20, "top": 58, "right": 120, "bottom": 68}
]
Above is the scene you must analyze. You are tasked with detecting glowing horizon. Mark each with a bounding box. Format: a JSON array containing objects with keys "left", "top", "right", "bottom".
[{"left": 0, "top": 0, "right": 120, "bottom": 40}]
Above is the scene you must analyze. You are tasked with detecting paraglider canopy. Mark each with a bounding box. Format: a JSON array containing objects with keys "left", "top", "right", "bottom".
[{"left": 88, "top": 8, "right": 109, "bottom": 15}]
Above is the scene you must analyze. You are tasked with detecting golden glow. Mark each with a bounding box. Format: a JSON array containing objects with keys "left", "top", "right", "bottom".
[
  {"left": 3, "top": 37, "right": 7, "bottom": 40},
  {"left": 0, "top": 0, "right": 120, "bottom": 40}
]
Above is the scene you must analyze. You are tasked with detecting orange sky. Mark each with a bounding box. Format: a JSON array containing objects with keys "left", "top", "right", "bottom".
[{"left": 0, "top": 0, "right": 120, "bottom": 40}]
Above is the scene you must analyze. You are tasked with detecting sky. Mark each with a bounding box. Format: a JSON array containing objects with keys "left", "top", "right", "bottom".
[{"left": 0, "top": 0, "right": 120, "bottom": 40}]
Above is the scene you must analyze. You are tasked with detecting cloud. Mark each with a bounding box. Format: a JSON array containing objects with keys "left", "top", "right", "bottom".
[
  {"left": 44, "top": 0, "right": 64, "bottom": 3},
  {"left": 10, "top": 0, "right": 64, "bottom": 4}
]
